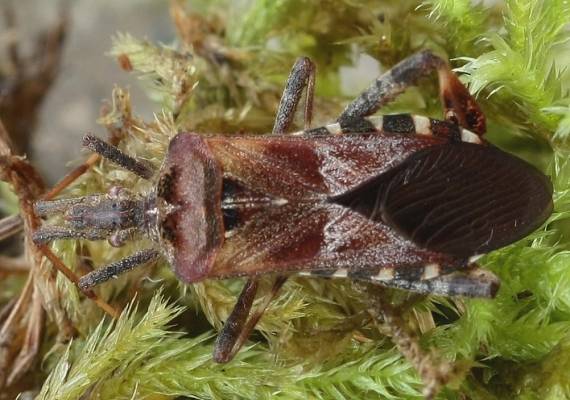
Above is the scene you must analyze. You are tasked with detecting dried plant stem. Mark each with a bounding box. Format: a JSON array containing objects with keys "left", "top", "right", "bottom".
[
  {"left": 42, "top": 153, "right": 101, "bottom": 201},
  {"left": 0, "top": 274, "right": 33, "bottom": 387},
  {"left": 0, "top": 255, "right": 30, "bottom": 273},
  {"left": 37, "top": 245, "right": 121, "bottom": 318},
  {"left": 0, "top": 215, "right": 23, "bottom": 242},
  {"left": 0, "top": 117, "right": 120, "bottom": 388},
  {"left": 363, "top": 285, "right": 457, "bottom": 399}
]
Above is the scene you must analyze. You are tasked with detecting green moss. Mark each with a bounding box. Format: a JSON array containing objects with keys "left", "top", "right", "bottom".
[{"left": 34, "top": 1, "right": 570, "bottom": 399}]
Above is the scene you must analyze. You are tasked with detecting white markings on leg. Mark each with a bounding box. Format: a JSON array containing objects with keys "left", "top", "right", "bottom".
[
  {"left": 373, "top": 267, "right": 395, "bottom": 281},
  {"left": 299, "top": 268, "right": 348, "bottom": 278},
  {"left": 332, "top": 268, "right": 348, "bottom": 278},
  {"left": 224, "top": 229, "right": 238, "bottom": 239},
  {"left": 365, "top": 116, "right": 383, "bottom": 132},
  {"left": 325, "top": 123, "right": 343, "bottom": 135},
  {"left": 468, "top": 254, "right": 484, "bottom": 264},
  {"left": 293, "top": 123, "right": 342, "bottom": 136},
  {"left": 461, "top": 128, "right": 483, "bottom": 144},
  {"left": 412, "top": 115, "right": 432, "bottom": 136},
  {"left": 421, "top": 263, "right": 441, "bottom": 280}
]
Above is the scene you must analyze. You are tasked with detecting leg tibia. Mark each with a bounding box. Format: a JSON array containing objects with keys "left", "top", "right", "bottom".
[
  {"left": 82, "top": 135, "right": 155, "bottom": 179},
  {"left": 338, "top": 50, "right": 485, "bottom": 135},
  {"left": 213, "top": 278, "right": 259, "bottom": 363},
  {"left": 369, "top": 266, "right": 499, "bottom": 298},
  {"left": 273, "top": 57, "right": 316, "bottom": 134},
  {"left": 78, "top": 249, "right": 160, "bottom": 290},
  {"left": 213, "top": 276, "right": 287, "bottom": 363}
]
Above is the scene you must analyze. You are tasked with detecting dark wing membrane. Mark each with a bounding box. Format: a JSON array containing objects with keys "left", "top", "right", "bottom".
[
  {"left": 209, "top": 203, "right": 463, "bottom": 279},
  {"left": 205, "top": 133, "right": 447, "bottom": 199},
  {"left": 343, "top": 142, "right": 552, "bottom": 257}
]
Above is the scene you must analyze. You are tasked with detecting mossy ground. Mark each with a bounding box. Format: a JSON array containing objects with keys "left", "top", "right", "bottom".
[{"left": 4, "top": 1, "right": 570, "bottom": 399}]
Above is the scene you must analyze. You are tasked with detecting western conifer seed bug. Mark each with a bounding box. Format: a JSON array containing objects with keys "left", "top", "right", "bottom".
[{"left": 33, "top": 51, "right": 553, "bottom": 363}]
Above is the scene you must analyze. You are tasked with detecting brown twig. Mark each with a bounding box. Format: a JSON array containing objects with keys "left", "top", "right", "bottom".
[
  {"left": 41, "top": 154, "right": 101, "bottom": 201},
  {"left": 0, "top": 9, "right": 138, "bottom": 390},
  {"left": 0, "top": 6, "right": 67, "bottom": 155},
  {"left": 0, "top": 255, "right": 29, "bottom": 273},
  {"left": 361, "top": 284, "right": 463, "bottom": 399},
  {"left": 0, "top": 274, "right": 33, "bottom": 387},
  {"left": 0, "top": 113, "right": 121, "bottom": 388},
  {"left": 0, "top": 215, "right": 23, "bottom": 241}
]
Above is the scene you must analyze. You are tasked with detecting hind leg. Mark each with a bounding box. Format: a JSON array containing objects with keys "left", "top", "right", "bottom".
[
  {"left": 338, "top": 50, "right": 486, "bottom": 136},
  {"left": 351, "top": 264, "right": 499, "bottom": 298}
]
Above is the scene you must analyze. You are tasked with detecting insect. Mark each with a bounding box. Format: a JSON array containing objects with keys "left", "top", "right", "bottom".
[{"left": 32, "top": 51, "right": 553, "bottom": 363}]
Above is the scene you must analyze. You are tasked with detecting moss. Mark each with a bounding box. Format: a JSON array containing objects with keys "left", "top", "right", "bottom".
[{"left": 32, "top": 1, "right": 570, "bottom": 399}]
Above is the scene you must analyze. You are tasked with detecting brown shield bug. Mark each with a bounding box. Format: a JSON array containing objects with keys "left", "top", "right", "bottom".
[{"left": 32, "top": 51, "right": 553, "bottom": 363}]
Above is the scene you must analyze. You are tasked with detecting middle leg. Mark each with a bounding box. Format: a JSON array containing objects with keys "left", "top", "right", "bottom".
[
  {"left": 213, "top": 277, "right": 287, "bottom": 363},
  {"left": 213, "top": 57, "right": 317, "bottom": 363},
  {"left": 272, "top": 56, "right": 316, "bottom": 134}
]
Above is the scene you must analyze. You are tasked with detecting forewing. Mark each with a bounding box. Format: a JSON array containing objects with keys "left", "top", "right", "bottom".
[
  {"left": 376, "top": 142, "right": 552, "bottom": 257},
  {"left": 210, "top": 203, "right": 463, "bottom": 279},
  {"left": 205, "top": 133, "right": 447, "bottom": 199}
]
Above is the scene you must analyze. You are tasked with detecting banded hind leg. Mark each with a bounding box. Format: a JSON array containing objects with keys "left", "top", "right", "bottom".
[
  {"left": 349, "top": 264, "right": 499, "bottom": 298},
  {"left": 335, "top": 52, "right": 496, "bottom": 298},
  {"left": 213, "top": 57, "right": 316, "bottom": 363},
  {"left": 338, "top": 50, "right": 486, "bottom": 137}
]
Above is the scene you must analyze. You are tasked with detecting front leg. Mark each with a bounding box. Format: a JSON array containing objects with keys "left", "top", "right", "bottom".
[
  {"left": 82, "top": 135, "right": 155, "bottom": 179},
  {"left": 272, "top": 56, "right": 316, "bottom": 134},
  {"left": 338, "top": 50, "right": 486, "bottom": 136},
  {"left": 77, "top": 249, "right": 161, "bottom": 290}
]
